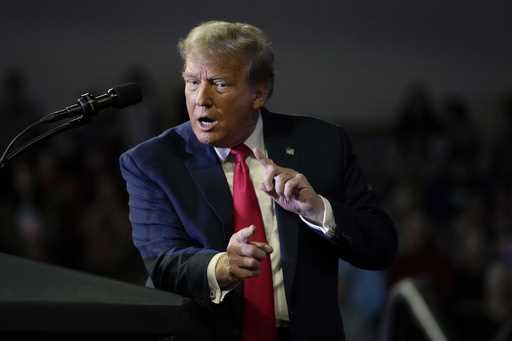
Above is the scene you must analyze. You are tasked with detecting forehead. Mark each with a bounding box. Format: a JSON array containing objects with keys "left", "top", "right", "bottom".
[{"left": 183, "top": 52, "right": 250, "bottom": 77}]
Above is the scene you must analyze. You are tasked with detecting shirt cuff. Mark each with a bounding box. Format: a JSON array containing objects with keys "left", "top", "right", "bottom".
[
  {"left": 299, "top": 195, "right": 337, "bottom": 237},
  {"left": 207, "top": 252, "right": 235, "bottom": 304}
]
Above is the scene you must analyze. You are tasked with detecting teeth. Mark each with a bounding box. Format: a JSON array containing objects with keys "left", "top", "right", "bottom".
[{"left": 199, "top": 120, "right": 216, "bottom": 129}]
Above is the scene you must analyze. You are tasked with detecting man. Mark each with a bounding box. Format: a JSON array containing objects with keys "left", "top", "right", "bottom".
[{"left": 120, "top": 21, "right": 397, "bottom": 341}]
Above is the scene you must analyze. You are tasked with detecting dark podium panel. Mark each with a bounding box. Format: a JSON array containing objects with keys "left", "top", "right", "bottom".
[{"left": 0, "top": 252, "right": 200, "bottom": 340}]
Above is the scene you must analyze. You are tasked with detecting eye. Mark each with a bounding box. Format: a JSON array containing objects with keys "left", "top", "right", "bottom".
[
  {"left": 185, "top": 79, "right": 199, "bottom": 90},
  {"left": 214, "top": 80, "right": 227, "bottom": 91}
]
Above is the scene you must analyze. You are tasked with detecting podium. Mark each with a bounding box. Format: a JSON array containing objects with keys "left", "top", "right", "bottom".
[{"left": 0, "top": 252, "right": 201, "bottom": 340}]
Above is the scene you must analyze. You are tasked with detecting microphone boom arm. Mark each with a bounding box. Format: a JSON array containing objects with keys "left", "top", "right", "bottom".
[{"left": 0, "top": 115, "right": 88, "bottom": 169}]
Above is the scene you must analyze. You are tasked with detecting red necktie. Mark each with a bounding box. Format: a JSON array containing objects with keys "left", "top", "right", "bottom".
[{"left": 231, "top": 144, "right": 276, "bottom": 341}]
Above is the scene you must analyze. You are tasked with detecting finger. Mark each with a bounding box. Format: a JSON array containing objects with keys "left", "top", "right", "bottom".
[
  {"left": 230, "top": 266, "right": 260, "bottom": 280},
  {"left": 261, "top": 165, "right": 280, "bottom": 192},
  {"left": 235, "top": 225, "right": 255, "bottom": 242},
  {"left": 228, "top": 252, "right": 262, "bottom": 270},
  {"left": 259, "top": 182, "right": 278, "bottom": 199},
  {"left": 254, "top": 148, "right": 273, "bottom": 166},
  {"left": 239, "top": 243, "right": 267, "bottom": 259},
  {"left": 284, "top": 175, "right": 303, "bottom": 200},
  {"left": 249, "top": 241, "right": 273, "bottom": 254},
  {"left": 274, "top": 172, "right": 294, "bottom": 197},
  {"left": 236, "top": 256, "right": 261, "bottom": 271}
]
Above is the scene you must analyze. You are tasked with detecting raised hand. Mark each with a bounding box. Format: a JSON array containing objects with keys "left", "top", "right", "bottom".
[{"left": 254, "top": 149, "right": 325, "bottom": 224}]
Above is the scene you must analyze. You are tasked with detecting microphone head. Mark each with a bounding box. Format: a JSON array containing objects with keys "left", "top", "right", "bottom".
[{"left": 108, "top": 83, "right": 143, "bottom": 108}]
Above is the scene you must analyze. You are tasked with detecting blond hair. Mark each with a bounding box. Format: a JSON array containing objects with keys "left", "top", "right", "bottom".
[{"left": 178, "top": 21, "right": 275, "bottom": 98}]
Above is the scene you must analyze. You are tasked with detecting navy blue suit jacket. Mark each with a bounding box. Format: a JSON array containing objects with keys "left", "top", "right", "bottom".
[{"left": 119, "top": 109, "right": 397, "bottom": 341}]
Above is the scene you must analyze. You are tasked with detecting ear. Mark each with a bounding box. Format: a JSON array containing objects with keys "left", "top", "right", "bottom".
[{"left": 252, "top": 83, "right": 269, "bottom": 110}]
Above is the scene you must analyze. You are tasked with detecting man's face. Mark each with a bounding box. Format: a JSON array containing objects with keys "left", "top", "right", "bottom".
[{"left": 183, "top": 53, "right": 266, "bottom": 148}]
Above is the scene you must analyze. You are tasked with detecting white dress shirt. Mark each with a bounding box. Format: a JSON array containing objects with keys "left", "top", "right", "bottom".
[{"left": 206, "top": 114, "right": 337, "bottom": 323}]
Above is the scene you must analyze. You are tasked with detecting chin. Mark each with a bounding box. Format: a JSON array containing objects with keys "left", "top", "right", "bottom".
[
  {"left": 192, "top": 126, "right": 239, "bottom": 147},
  {"left": 194, "top": 130, "right": 221, "bottom": 146}
]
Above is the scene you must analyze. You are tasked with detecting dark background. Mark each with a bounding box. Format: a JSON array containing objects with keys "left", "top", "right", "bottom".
[
  {"left": 1, "top": 1, "right": 511, "bottom": 340},
  {"left": 2, "top": 0, "right": 511, "bottom": 128}
]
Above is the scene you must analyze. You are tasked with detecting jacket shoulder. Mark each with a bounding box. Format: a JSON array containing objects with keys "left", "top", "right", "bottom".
[
  {"left": 120, "top": 121, "right": 191, "bottom": 163},
  {"left": 263, "top": 109, "right": 348, "bottom": 142}
]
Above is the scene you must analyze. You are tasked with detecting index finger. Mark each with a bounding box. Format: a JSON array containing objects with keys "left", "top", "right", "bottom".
[
  {"left": 249, "top": 241, "right": 273, "bottom": 254},
  {"left": 254, "top": 148, "right": 273, "bottom": 167}
]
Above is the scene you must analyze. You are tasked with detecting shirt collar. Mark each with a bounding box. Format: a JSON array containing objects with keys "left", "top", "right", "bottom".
[{"left": 214, "top": 112, "right": 264, "bottom": 162}]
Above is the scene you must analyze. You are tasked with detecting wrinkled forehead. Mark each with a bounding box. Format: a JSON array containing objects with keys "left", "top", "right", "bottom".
[{"left": 184, "top": 49, "right": 251, "bottom": 77}]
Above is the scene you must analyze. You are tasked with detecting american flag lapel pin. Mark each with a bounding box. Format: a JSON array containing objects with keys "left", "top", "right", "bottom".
[{"left": 285, "top": 147, "right": 295, "bottom": 156}]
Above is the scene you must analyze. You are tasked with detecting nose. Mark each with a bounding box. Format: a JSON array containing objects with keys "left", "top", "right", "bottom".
[{"left": 196, "top": 81, "right": 213, "bottom": 108}]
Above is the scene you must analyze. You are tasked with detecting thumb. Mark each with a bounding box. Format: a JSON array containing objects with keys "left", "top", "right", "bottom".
[{"left": 236, "top": 225, "right": 255, "bottom": 242}]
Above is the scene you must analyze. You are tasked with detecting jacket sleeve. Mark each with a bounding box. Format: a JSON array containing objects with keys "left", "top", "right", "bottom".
[
  {"left": 119, "top": 151, "right": 216, "bottom": 305},
  {"left": 323, "top": 127, "right": 398, "bottom": 270}
]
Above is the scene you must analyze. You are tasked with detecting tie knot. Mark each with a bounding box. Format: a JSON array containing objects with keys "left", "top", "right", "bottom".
[{"left": 230, "top": 144, "right": 252, "bottom": 162}]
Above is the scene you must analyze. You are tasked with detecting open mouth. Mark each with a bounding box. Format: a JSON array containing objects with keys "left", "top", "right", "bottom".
[{"left": 198, "top": 116, "right": 218, "bottom": 130}]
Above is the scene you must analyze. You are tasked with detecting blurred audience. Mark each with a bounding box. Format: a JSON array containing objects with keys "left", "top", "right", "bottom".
[
  {"left": 0, "top": 68, "right": 41, "bottom": 149},
  {"left": 380, "top": 85, "right": 512, "bottom": 340},
  {"left": 119, "top": 65, "right": 165, "bottom": 148},
  {"left": 339, "top": 261, "right": 387, "bottom": 341}
]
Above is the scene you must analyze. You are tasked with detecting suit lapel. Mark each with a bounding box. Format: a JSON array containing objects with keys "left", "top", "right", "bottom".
[
  {"left": 183, "top": 131, "right": 233, "bottom": 245},
  {"left": 262, "top": 110, "right": 301, "bottom": 306},
  {"left": 181, "top": 112, "right": 302, "bottom": 305}
]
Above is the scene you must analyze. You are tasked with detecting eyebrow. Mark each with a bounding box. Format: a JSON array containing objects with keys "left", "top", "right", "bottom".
[{"left": 182, "top": 72, "right": 231, "bottom": 81}]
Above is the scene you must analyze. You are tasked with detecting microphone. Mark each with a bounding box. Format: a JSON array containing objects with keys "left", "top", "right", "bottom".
[
  {"left": 41, "top": 82, "right": 142, "bottom": 123},
  {"left": 0, "top": 82, "right": 143, "bottom": 169}
]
